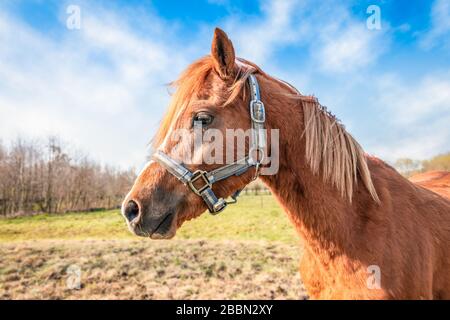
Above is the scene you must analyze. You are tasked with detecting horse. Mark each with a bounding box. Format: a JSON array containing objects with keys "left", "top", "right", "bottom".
[{"left": 122, "top": 28, "right": 450, "bottom": 299}]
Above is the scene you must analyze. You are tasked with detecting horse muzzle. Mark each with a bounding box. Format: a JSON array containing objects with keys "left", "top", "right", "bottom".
[{"left": 122, "top": 199, "right": 178, "bottom": 239}]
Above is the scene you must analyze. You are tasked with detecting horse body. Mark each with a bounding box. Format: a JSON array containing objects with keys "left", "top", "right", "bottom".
[
  {"left": 249, "top": 74, "right": 450, "bottom": 299},
  {"left": 122, "top": 28, "right": 450, "bottom": 299},
  {"left": 264, "top": 155, "right": 450, "bottom": 299}
]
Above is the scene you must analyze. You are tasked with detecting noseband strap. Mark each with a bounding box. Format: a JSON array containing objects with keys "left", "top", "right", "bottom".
[{"left": 152, "top": 74, "right": 266, "bottom": 214}]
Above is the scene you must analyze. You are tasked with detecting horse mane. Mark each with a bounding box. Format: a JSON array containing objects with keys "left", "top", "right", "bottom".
[
  {"left": 152, "top": 56, "right": 257, "bottom": 147},
  {"left": 300, "top": 96, "right": 380, "bottom": 203},
  {"left": 153, "top": 56, "right": 379, "bottom": 202}
]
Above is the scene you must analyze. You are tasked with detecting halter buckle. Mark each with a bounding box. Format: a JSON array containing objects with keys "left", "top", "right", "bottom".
[
  {"left": 250, "top": 100, "right": 265, "bottom": 123},
  {"left": 188, "top": 170, "right": 212, "bottom": 196}
]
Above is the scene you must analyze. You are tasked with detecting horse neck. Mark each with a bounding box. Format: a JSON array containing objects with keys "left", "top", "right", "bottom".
[{"left": 259, "top": 77, "right": 365, "bottom": 253}]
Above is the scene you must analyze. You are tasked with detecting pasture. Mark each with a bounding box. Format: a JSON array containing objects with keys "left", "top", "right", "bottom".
[{"left": 0, "top": 195, "right": 307, "bottom": 299}]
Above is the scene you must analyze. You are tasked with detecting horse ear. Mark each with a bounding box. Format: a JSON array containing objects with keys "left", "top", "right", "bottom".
[{"left": 211, "top": 27, "right": 235, "bottom": 79}]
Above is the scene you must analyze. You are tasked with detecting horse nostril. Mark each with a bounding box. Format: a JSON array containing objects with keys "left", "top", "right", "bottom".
[{"left": 125, "top": 200, "right": 140, "bottom": 222}]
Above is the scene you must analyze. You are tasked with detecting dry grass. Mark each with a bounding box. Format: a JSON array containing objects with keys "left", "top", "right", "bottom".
[
  {"left": 0, "top": 239, "right": 306, "bottom": 300},
  {"left": 0, "top": 195, "right": 307, "bottom": 299}
]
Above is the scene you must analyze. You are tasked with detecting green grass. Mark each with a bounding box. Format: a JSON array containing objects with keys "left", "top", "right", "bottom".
[{"left": 0, "top": 195, "right": 299, "bottom": 244}]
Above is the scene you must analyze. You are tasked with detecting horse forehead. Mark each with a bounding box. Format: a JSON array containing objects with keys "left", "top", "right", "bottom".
[{"left": 195, "top": 72, "right": 228, "bottom": 100}]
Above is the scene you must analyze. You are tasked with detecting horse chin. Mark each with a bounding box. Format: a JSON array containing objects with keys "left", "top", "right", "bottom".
[
  {"left": 149, "top": 212, "right": 178, "bottom": 240},
  {"left": 150, "top": 230, "right": 176, "bottom": 240}
]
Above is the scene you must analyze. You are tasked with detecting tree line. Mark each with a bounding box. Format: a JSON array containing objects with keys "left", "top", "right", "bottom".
[
  {"left": 394, "top": 152, "right": 450, "bottom": 177},
  {"left": 1, "top": 135, "right": 446, "bottom": 216},
  {"left": 0, "top": 137, "right": 136, "bottom": 216}
]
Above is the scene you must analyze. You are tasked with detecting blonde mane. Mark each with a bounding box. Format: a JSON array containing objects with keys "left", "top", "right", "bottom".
[
  {"left": 300, "top": 96, "right": 379, "bottom": 203},
  {"left": 153, "top": 56, "right": 256, "bottom": 147},
  {"left": 153, "top": 57, "right": 379, "bottom": 202}
]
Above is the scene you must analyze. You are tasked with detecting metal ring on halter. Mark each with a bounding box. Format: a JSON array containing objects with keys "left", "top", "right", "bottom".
[
  {"left": 248, "top": 147, "right": 265, "bottom": 165},
  {"left": 187, "top": 170, "right": 212, "bottom": 196},
  {"left": 248, "top": 147, "right": 264, "bottom": 180},
  {"left": 252, "top": 163, "right": 261, "bottom": 181}
]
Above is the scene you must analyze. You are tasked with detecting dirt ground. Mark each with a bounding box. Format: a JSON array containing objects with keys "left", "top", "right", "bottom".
[
  {"left": 0, "top": 239, "right": 307, "bottom": 300},
  {"left": 409, "top": 170, "right": 450, "bottom": 199}
]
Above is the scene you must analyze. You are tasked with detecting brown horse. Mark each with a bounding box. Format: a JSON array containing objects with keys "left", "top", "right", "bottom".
[{"left": 122, "top": 28, "right": 450, "bottom": 299}]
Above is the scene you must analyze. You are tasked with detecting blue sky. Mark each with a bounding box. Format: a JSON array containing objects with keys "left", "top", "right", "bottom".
[{"left": 0, "top": 0, "right": 449, "bottom": 170}]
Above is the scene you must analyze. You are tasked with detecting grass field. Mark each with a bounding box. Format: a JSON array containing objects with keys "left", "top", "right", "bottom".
[
  {"left": 0, "top": 195, "right": 306, "bottom": 299},
  {"left": 0, "top": 194, "right": 298, "bottom": 243}
]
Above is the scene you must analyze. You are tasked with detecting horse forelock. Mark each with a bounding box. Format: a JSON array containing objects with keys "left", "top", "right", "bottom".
[{"left": 152, "top": 56, "right": 259, "bottom": 149}]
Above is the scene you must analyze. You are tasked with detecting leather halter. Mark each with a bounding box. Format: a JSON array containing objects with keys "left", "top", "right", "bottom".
[{"left": 153, "top": 74, "right": 266, "bottom": 214}]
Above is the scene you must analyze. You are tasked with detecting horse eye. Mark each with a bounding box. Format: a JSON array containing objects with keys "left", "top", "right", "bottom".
[{"left": 193, "top": 112, "right": 214, "bottom": 127}]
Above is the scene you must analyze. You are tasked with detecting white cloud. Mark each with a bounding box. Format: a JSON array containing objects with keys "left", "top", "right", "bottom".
[
  {"left": 376, "top": 73, "right": 450, "bottom": 125},
  {"left": 310, "top": 3, "right": 389, "bottom": 74},
  {"left": 0, "top": 5, "right": 196, "bottom": 170},
  {"left": 370, "top": 131, "right": 448, "bottom": 162},
  {"left": 420, "top": 0, "right": 450, "bottom": 50},
  {"left": 367, "top": 72, "right": 450, "bottom": 161},
  {"left": 316, "top": 24, "right": 387, "bottom": 73},
  {"left": 222, "top": 0, "right": 303, "bottom": 65},
  {"left": 220, "top": 1, "right": 389, "bottom": 74},
  {"left": 0, "top": 0, "right": 447, "bottom": 171}
]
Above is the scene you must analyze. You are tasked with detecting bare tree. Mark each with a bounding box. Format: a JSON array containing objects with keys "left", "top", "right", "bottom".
[
  {"left": 394, "top": 158, "right": 421, "bottom": 177},
  {"left": 0, "top": 137, "right": 136, "bottom": 216}
]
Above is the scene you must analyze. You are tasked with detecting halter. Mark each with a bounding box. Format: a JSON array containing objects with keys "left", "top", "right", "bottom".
[{"left": 153, "top": 74, "right": 266, "bottom": 214}]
